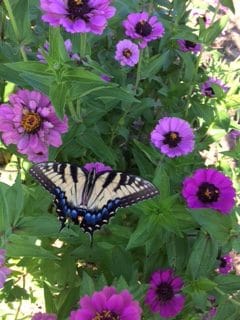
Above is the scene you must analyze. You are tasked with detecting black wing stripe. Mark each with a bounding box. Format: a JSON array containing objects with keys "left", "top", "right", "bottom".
[
  {"left": 70, "top": 164, "right": 78, "bottom": 183},
  {"left": 102, "top": 171, "right": 117, "bottom": 189}
]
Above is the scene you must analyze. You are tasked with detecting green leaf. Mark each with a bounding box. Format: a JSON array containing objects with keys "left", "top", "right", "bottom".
[
  {"left": 141, "top": 51, "right": 170, "bottom": 78},
  {"left": 6, "top": 176, "right": 24, "bottom": 227},
  {"left": 153, "top": 165, "right": 170, "bottom": 198},
  {"left": 187, "top": 232, "right": 218, "bottom": 279},
  {"left": 80, "top": 131, "right": 117, "bottom": 165},
  {"left": 190, "top": 209, "right": 232, "bottom": 244},
  {"left": 44, "top": 283, "right": 57, "bottom": 314},
  {"left": 201, "top": 16, "right": 229, "bottom": 44},
  {"left": 6, "top": 234, "right": 58, "bottom": 259},
  {"left": 214, "top": 275, "right": 240, "bottom": 293},
  {"left": 214, "top": 301, "right": 239, "bottom": 320},
  {"left": 0, "top": 182, "right": 10, "bottom": 234},
  {"left": 49, "top": 81, "right": 68, "bottom": 118},
  {"left": 220, "top": 0, "right": 235, "bottom": 13},
  {"left": 49, "top": 28, "right": 69, "bottom": 63},
  {"left": 4, "top": 62, "right": 52, "bottom": 75},
  {"left": 79, "top": 272, "right": 95, "bottom": 296},
  {"left": 178, "top": 52, "right": 195, "bottom": 82}
]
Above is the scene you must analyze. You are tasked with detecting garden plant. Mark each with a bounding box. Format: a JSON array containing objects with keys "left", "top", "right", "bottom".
[{"left": 0, "top": 0, "right": 240, "bottom": 319}]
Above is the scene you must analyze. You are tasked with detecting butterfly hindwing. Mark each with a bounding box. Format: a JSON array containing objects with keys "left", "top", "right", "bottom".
[{"left": 30, "top": 162, "right": 159, "bottom": 236}]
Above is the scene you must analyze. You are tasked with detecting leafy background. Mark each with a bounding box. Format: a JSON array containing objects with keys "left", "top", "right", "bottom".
[{"left": 0, "top": 0, "right": 240, "bottom": 319}]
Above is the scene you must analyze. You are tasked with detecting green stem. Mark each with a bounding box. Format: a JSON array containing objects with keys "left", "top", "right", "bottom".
[
  {"left": 3, "top": 0, "right": 27, "bottom": 61},
  {"left": 80, "top": 33, "right": 87, "bottom": 57},
  {"left": 135, "top": 49, "right": 143, "bottom": 92}
]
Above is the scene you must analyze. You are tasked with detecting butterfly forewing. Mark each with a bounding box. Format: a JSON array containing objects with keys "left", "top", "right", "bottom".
[
  {"left": 29, "top": 162, "right": 87, "bottom": 207},
  {"left": 87, "top": 171, "right": 159, "bottom": 210}
]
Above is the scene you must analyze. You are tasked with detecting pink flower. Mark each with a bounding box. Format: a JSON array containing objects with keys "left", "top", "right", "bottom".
[{"left": 0, "top": 89, "right": 68, "bottom": 162}]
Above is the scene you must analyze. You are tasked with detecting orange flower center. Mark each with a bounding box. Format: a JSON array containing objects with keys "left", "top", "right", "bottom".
[{"left": 21, "top": 111, "right": 42, "bottom": 133}]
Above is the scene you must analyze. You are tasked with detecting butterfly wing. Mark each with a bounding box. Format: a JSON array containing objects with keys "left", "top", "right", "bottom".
[
  {"left": 82, "top": 171, "right": 159, "bottom": 233},
  {"left": 29, "top": 162, "right": 89, "bottom": 225},
  {"left": 30, "top": 162, "right": 159, "bottom": 236}
]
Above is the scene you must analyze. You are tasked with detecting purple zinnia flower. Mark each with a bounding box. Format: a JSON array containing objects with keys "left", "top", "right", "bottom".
[
  {"left": 217, "top": 254, "right": 233, "bottom": 274},
  {"left": 83, "top": 162, "right": 112, "bottom": 173},
  {"left": 122, "top": 12, "right": 165, "bottom": 48},
  {"left": 182, "top": 168, "right": 236, "bottom": 214},
  {"left": 145, "top": 269, "right": 185, "bottom": 318},
  {"left": 70, "top": 286, "right": 142, "bottom": 320},
  {"left": 115, "top": 39, "right": 140, "bottom": 67},
  {"left": 177, "top": 39, "right": 202, "bottom": 53},
  {"left": 40, "top": 0, "right": 116, "bottom": 34},
  {"left": 31, "top": 312, "right": 57, "bottom": 320},
  {"left": 200, "top": 77, "right": 229, "bottom": 97},
  {"left": 150, "top": 117, "right": 195, "bottom": 158},
  {"left": 0, "top": 249, "right": 11, "bottom": 289},
  {"left": 0, "top": 89, "right": 68, "bottom": 163},
  {"left": 37, "top": 39, "right": 80, "bottom": 63}
]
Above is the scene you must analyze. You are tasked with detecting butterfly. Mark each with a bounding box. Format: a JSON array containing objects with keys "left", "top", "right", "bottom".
[{"left": 30, "top": 162, "right": 159, "bottom": 238}]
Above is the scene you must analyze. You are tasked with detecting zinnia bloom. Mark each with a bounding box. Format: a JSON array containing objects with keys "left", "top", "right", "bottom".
[
  {"left": 182, "top": 168, "right": 236, "bottom": 214},
  {"left": 31, "top": 312, "right": 57, "bottom": 320},
  {"left": 145, "top": 269, "right": 185, "bottom": 318},
  {"left": 37, "top": 39, "right": 80, "bottom": 63},
  {"left": 83, "top": 162, "right": 112, "bottom": 173},
  {"left": 115, "top": 39, "right": 140, "bottom": 67},
  {"left": 70, "top": 286, "right": 142, "bottom": 320},
  {"left": 150, "top": 117, "right": 195, "bottom": 158},
  {"left": 200, "top": 77, "right": 229, "bottom": 97},
  {"left": 0, "top": 89, "right": 68, "bottom": 163},
  {"left": 0, "top": 249, "right": 11, "bottom": 289},
  {"left": 217, "top": 254, "right": 233, "bottom": 274},
  {"left": 177, "top": 39, "right": 202, "bottom": 53},
  {"left": 40, "top": 0, "right": 116, "bottom": 34},
  {"left": 122, "top": 12, "right": 165, "bottom": 48}
]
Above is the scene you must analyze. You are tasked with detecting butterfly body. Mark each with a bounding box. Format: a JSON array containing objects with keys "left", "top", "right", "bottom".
[{"left": 30, "top": 162, "right": 159, "bottom": 236}]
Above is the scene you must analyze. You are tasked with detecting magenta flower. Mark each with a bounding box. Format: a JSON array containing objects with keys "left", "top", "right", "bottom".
[
  {"left": 122, "top": 12, "right": 165, "bottom": 48},
  {"left": 203, "top": 307, "right": 217, "bottom": 320},
  {"left": 40, "top": 0, "right": 116, "bottom": 34},
  {"left": 70, "top": 286, "right": 142, "bottom": 320},
  {"left": 145, "top": 269, "right": 185, "bottom": 318},
  {"left": 37, "top": 39, "right": 80, "bottom": 63},
  {"left": 217, "top": 254, "right": 233, "bottom": 274},
  {"left": 150, "top": 117, "right": 195, "bottom": 158},
  {"left": 115, "top": 39, "right": 140, "bottom": 67},
  {"left": 177, "top": 39, "right": 202, "bottom": 53},
  {"left": 182, "top": 168, "right": 236, "bottom": 214},
  {"left": 200, "top": 77, "right": 229, "bottom": 97},
  {"left": 0, "top": 249, "right": 11, "bottom": 289},
  {"left": 0, "top": 89, "right": 68, "bottom": 163},
  {"left": 83, "top": 162, "right": 112, "bottom": 173},
  {"left": 31, "top": 312, "right": 57, "bottom": 320}
]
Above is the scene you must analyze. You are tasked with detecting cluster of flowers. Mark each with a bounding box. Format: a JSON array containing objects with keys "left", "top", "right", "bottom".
[{"left": 32, "top": 269, "right": 184, "bottom": 319}]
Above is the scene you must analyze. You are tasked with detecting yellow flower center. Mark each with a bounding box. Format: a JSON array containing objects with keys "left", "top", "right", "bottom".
[{"left": 123, "top": 49, "right": 132, "bottom": 58}]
